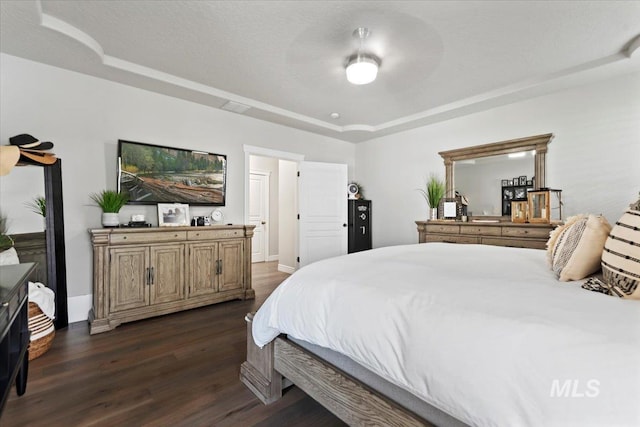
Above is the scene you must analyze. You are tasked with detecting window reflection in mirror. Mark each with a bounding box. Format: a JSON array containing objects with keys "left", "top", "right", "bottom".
[{"left": 454, "top": 152, "right": 534, "bottom": 216}]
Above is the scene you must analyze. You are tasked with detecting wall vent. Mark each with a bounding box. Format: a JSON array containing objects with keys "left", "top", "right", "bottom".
[{"left": 220, "top": 100, "right": 251, "bottom": 114}]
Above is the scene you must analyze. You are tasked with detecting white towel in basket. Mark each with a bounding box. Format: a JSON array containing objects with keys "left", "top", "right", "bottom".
[{"left": 28, "top": 281, "right": 55, "bottom": 320}]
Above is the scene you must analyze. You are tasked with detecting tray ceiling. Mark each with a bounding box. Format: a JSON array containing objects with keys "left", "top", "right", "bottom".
[{"left": 1, "top": 1, "right": 639, "bottom": 142}]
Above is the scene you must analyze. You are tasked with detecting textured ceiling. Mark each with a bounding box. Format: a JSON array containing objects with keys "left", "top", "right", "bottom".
[{"left": 1, "top": 0, "right": 639, "bottom": 142}]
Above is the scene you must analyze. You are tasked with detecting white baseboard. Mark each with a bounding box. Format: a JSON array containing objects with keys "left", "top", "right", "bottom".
[
  {"left": 267, "top": 254, "right": 279, "bottom": 262},
  {"left": 67, "top": 294, "right": 92, "bottom": 323},
  {"left": 278, "top": 264, "right": 296, "bottom": 274}
]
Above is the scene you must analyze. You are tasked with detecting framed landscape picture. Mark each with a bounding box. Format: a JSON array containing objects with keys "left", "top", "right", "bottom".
[{"left": 118, "top": 139, "right": 227, "bottom": 205}]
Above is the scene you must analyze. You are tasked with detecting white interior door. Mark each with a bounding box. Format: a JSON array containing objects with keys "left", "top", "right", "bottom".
[
  {"left": 249, "top": 171, "right": 269, "bottom": 263},
  {"left": 298, "top": 161, "right": 347, "bottom": 267}
]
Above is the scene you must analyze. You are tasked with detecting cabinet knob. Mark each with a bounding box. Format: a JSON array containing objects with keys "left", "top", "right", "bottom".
[{"left": 123, "top": 236, "right": 127, "bottom": 240}]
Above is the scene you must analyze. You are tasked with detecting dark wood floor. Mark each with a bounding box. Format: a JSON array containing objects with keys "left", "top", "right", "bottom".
[{"left": 2, "top": 262, "right": 345, "bottom": 427}]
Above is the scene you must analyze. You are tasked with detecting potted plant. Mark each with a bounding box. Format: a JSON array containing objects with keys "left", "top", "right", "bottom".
[
  {"left": 0, "top": 210, "right": 14, "bottom": 252},
  {"left": 25, "top": 196, "right": 46, "bottom": 217},
  {"left": 90, "top": 190, "right": 128, "bottom": 227},
  {"left": 24, "top": 195, "right": 47, "bottom": 230},
  {"left": 418, "top": 174, "right": 445, "bottom": 220}
]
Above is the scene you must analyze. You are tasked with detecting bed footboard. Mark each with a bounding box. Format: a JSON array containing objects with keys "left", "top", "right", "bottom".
[
  {"left": 239, "top": 312, "right": 283, "bottom": 404},
  {"left": 240, "top": 312, "right": 431, "bottom": 426}
]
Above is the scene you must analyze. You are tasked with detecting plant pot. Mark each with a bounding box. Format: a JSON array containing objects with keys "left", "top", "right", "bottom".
[
  {"left": 429, "top": 208, "right": 438, "bottom": 221},
  {"left": 102, "top": 212, "right": 120, "bottom": 228}
]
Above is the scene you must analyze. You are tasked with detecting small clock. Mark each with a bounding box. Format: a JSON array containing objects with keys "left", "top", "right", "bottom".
[
  {"left": 211, "top": 209, "right": 224, "bottom": 224},
  {"left": 347, "top": 183, "right": 359, "bottom": 199}
]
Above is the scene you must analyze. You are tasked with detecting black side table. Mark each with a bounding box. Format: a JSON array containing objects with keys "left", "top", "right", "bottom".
[{"left": 0, "top": 262, "right": 35, "bottom": 416}]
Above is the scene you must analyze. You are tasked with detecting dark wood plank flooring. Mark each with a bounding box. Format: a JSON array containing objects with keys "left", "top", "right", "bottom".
[{"left": 2, "top": 262, "right": 345, "bottom": 427}]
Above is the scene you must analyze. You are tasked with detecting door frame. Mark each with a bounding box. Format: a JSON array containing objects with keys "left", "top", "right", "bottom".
[
  {"left": 244, "top": 145, "right": 305, "bottom": 270},
  {"left": 249, "top": 169, "right": 270, "bottom": 263}
]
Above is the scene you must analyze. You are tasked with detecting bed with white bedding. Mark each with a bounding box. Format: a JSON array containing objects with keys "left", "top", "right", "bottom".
[{"left": 243, "top": 243, "right": 640, "bottom": 426}]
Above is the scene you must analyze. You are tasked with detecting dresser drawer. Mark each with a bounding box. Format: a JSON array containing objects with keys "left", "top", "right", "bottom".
[
  {"left": 460, "top": 225, "right": 501, "bottom": 236},
  {"left": 110, "top": 231, "right": 187, "bottom": 245},
  {"left": 425, "top": 224, "right": 460, "bottom": 234},
  {"left": 5, "top": 281, "right": 27, "bottom": 321},
  {"left": 502, "top": 226, "right": 552, "bottom": 239},
  {"left": 187, "top": 229, "right": 244, "bottom": 240},
  {"left": 426, "top": 235, "right": 478, "bottom": 244},
  {"left": 482, "top": 237, "right": 546, "bottom": 249}
]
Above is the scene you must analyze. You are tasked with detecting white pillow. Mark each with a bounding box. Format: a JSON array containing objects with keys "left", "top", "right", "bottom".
[{"left": 0, "top": 247, "right": 20, "bottom": 265}]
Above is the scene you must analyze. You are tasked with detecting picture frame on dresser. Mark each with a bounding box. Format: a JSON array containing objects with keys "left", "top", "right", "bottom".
[
  {"left": 438, "top": 198, "right": 462, "bottom": 220},
  {"left": 502, "top": 188, "right": 514, "bottom": 200},
  {"left": 158, "top": 203, "right": 190, "bottom": 226}
]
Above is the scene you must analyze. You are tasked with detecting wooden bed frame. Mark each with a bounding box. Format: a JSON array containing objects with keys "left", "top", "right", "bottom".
[{"left": 239, "top": 313, "right": 433, "bottom": 427}]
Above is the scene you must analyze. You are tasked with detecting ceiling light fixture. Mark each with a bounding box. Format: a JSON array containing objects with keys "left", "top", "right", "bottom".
[{"left": 345, "top": 28, "right": 380, "bottom": 85}]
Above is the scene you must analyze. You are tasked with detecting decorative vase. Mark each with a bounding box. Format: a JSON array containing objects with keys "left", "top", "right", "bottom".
[
  {"left": 429, "top": 207, "right": 438, "bottom": 221},
  {"left": 102, "top": 212, "right": 120, "bottom": 228}
]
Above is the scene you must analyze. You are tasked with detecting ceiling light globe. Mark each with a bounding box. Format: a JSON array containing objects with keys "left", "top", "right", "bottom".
[{"left": 346, "top": 55, "right": 379, "bottom": 85}]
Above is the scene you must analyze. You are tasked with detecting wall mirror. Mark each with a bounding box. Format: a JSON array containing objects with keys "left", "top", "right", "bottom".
[{"left": 439, "top": 133, "right": 553, "bottom": 218}]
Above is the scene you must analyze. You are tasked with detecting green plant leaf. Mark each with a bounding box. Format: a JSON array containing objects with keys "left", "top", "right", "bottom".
[
  {"left": 418, "top": 174, "right": 445, "bottom": 208},
  {"left": 25, "top": 196, "right": 46, "bottom": 217},
  {"left": 90, "top": 190, "right": 129, "bottom": 213}
]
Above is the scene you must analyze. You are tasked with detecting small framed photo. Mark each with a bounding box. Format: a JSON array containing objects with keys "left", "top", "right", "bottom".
[
  {"left": 514, "top": 187, "right": 526, "bottom": 199},
  {"left": 519, "top": 175, "right": 527, "bottom": 185},
  {"left": 526, "top": 180, "right": 533, "bottom": 186},
  {"left": 501, "top": 179, "right": 509, "bottom": 186},
  {"left": 508, "top": 179, "right": 513, "bottom": 186},
  {"left": 158, "top": 203, "right": 190, "bottom": 227},
  {"left": 503, "top": 188, "right": 514, "bottom": 200},
  {"left": 438, "top": 198, "right": 461, "bottom": 220},
  {"left": 512, "top": 177, "right": 519, "bottom": 185}
]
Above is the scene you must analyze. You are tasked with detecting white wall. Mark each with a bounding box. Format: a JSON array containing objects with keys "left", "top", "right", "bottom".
[
  {"left": 356, "top": 72, "right": 640, "bottom": 248},
  {"left": 0, "top": 53, "right": 355, "bottom": 321},
  {"left": 278, "top": 159, "right": 298, "bottom": 273},
  {"left": 249, "top": 155, "right": 279, "bottom": 259}
]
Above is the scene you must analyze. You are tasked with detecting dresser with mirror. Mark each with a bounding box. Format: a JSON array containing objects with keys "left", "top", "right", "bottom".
[{"left": 417, "top": 133, "right": 557, "bottom": 249}]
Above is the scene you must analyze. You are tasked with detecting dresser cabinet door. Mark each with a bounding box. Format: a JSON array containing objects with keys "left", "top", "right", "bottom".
[
  {"left": 149, "top": 244, "right": 185, "bottom": 305},
  {"left": 109, "top": 246, "right": 150, "bottom": 313},
  {"left": 188, "top": 242, "right": 219, "bottom": 297},
  {"left": 219, "top": 240, "right": 244, "bottom": 292}
]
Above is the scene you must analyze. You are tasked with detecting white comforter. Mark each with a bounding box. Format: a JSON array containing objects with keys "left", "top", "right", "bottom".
[{"left": 253, "top": 243, "right": 640, "bottom": 427}]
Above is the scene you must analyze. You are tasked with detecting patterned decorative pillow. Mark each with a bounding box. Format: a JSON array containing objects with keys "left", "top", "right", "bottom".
[
  {"left": 547, "top": 215, "right": 580, "bottom": 266},
  {"left": 547, "top": 214, "right": 612, "bottom": 281},
  {"left": 600, "top": 209, "right": 640, "bottom": 299}
]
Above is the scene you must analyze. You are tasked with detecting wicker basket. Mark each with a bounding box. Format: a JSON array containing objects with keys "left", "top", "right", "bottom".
[{"left": 28, "top": 302, "right": 55, "bottom": 360}]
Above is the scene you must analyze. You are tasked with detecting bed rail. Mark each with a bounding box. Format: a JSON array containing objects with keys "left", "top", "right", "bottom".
[{"left": 240, "top": 312, "right": 432, "bottom": 426}]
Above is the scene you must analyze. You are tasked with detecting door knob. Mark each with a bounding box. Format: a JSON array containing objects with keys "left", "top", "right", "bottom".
[{"left": 343, "top": 223, "right": 347, "bottom": 227}]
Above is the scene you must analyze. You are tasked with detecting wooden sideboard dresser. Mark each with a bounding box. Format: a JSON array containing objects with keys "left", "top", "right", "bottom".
[
  {"left": 89, "top": 225, "right": 255, "bottom": 334},
  {"left": 416, "top": 220, "right": 557, "bottom": 249}
]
